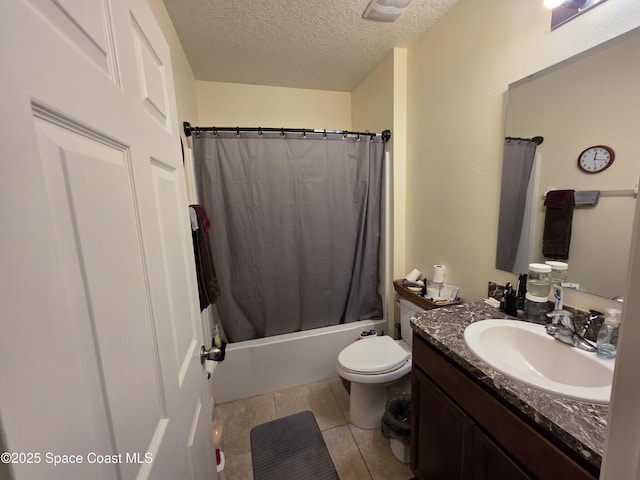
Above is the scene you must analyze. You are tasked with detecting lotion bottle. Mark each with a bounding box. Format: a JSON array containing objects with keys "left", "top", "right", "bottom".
[{"left": 596, "top": 308, "right": 621, "bottom": 359}]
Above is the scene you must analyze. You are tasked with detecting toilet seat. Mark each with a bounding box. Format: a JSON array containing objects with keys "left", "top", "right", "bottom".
[{"left": 338, "top": 336, "right": 411, "bottom": 375}]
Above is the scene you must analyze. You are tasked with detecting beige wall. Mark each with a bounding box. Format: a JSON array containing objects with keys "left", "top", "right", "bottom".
[
  {"left": 352, "top": 52, "right": 394, "bottom": 133},
  {"left": 352, "top": 48, "right": 408, "bottom": 333},
  {"left": 604, "top": 186, "right": 640, "bottom": 478},
  {"left": 392, "top": 49, "right": 408, "bottom": 281},
  {"left": 405, "top": 0, "right": 640, "bottom": 310},
  {"left": 195, "top": 81, "right": 351, "bottom": 129},
  {"left": 353, "top": 48, "right": 409, "bottom": 282}
]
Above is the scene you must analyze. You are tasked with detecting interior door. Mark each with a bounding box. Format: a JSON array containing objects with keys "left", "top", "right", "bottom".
[{"left": 0, "top": 1, "right": 215, "bottom": 479}]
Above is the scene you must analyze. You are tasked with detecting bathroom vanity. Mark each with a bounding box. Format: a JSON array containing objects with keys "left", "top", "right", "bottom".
[{"left": 410, "top": 302, "right": 606, "bottom": 480}]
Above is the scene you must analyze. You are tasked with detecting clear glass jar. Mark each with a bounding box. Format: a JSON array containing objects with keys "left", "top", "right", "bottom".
[
  {"left": 545, "top": 261, "right": 568, "bottom": 284},
  {"left": 524, "top": 293, "right": 549, "bottom": 324},
  {"left": 527, "top": 263, "right": 552, "bottom": 297}
]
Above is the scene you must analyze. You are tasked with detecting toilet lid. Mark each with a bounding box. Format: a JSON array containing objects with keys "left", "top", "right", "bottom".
[{"left": 338, "top": 336, "right": 410, "bottom": 374}]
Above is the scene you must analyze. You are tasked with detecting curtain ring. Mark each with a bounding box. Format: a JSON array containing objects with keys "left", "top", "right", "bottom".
[{"left": 343, "top": 132, "right": 348, "bottom": 139}]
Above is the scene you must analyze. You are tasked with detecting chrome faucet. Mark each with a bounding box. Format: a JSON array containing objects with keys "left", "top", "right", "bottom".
[{"left": 546, "top": 310, "right": 596, "bottom": 352}]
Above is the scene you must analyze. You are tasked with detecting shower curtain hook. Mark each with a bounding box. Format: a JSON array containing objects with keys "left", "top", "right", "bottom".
[
  {"left": 236, "top": 127, "right": 240, "bottom": 137},
  {"left": 281, "top": 127, "right": 285, "bottom": 137},
  {"left": 258, "top": 127, "right": 263, "bottom": 137},
  {"left": 357, "top": 134, "right": 360, "bottom": 141},
  {"left": 343, "top": 132, "right": 348, "bottom": 139},
  {"left": 302, "top": 128, "right": 306, "bottom": 138},
  {"left": 213, "top": 127, "right": 217, "bottom": 136},
  {"left": 323, "top": 129, "right": 327, "bottom": 139}
]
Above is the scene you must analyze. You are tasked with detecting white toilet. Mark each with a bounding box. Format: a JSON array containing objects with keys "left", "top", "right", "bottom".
[{"left": 336, "top": 298, "right": 418, "bottom": 430}]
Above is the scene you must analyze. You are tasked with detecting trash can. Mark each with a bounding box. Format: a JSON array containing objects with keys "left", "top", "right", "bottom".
[{"left": 381, "top": 393, "right": 411, "bottom": 463}]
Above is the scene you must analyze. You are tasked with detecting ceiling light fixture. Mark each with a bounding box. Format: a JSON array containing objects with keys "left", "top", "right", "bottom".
[
  {"left": 362, "top": 0, "right": 413, "bottom": 22},
  {"left": 544, "top": 0, "right": 601, "bottom": 9}
]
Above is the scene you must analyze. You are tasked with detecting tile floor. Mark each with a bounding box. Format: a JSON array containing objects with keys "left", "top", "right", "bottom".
[{"left": 213, "top": 378, "right": 413, "bottom": 480}]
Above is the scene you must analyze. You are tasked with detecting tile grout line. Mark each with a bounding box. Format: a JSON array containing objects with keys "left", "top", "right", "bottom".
[
  {"left": 327, "top": 379, "right": 348, "bottom": 426},
  {"left": 327, "top": 379, "right": 375, "bottom": 479},
  {"left": 348, "top": 423, "right": 375, "bottom": 480},
  {"left": 326, "top": 379, "right": 375, "bottom": 479}
]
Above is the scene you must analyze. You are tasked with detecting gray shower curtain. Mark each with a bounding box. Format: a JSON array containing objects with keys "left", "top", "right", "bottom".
[
  {"left": 193, "top": 131, "right": 384, "bottom": 342},
  {"left": 496, "top": 138, "right": 538, "bottom": 272}
]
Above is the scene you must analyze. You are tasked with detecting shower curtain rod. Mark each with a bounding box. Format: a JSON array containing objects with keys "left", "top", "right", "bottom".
[
  {"left": 183, "top": 122, "right": 391, "bottom": 142},
  {"left": 505, "top": 135, "right": 544, "bottom": 145}
]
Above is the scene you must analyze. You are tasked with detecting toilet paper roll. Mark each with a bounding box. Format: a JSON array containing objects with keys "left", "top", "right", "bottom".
[
  {"left": 205, "top": 359, "right": 216, "bottom": 379},
  {"left": 432, "top": 265, "right": 445, "bottom": 284},
  {"left": 404, "top": 268, "right": 421, "bottom": 282}
]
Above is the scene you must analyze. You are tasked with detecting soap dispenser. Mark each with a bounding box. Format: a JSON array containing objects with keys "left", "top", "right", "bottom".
[{"left": 596, "top": 308, "right": 621, "bottom": 359}]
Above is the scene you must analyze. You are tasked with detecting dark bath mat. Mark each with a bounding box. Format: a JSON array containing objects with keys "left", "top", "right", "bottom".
[{"left": 250, "top": 410, "right": 339, "bottom": 480}]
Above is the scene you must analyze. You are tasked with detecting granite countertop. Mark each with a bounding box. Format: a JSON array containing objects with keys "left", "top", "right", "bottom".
[{"left": 410, "top": 301, "right": 609, "bottom": 472}]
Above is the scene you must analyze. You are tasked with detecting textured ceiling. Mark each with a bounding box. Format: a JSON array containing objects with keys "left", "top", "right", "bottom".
[{"left": 162, "top": 0, "right": 459, "bottom": 91}]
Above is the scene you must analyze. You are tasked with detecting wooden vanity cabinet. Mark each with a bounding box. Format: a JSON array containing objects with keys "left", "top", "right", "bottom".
[{"left": 410, "top": 333, "right": 598, "bottom": 480}]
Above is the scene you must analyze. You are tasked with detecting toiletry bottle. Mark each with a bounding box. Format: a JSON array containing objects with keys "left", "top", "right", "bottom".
[
  {"left": 596, "top": 308, "right": 621, "bottom": 359},
  {"left": 552, "top": 284, "right": 563, "bottom": 310}
]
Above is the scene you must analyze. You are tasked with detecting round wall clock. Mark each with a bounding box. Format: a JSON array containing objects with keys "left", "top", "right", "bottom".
[{"left": 577, "top": 145, "right": 615, "bottom": 173}]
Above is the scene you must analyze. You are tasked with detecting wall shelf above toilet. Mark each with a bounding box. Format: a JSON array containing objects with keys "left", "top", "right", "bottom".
[{"left": 393, "top": 280, "right": 462, "bottom": 311}]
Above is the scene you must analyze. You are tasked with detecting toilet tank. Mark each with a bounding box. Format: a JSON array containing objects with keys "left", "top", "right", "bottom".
[{"left": 398, "top": 298, "right": 422, "bottom": 347}]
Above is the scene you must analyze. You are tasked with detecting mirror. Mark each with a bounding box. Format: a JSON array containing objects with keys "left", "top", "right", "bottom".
[{"left": 497, "top": 28, "right": 640, "bottom": 300}]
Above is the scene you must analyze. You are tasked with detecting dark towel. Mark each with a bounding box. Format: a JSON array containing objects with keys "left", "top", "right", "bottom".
[
  {"left": 543, "top": 190, "right": 575, "bottom": 259},
  {"left": 190, "top": 205, "right": 220, "bottom": 310}
]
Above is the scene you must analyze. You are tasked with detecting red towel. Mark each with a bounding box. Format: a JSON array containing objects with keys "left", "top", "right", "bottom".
[
  {"left": 544, "top": 189, "right": 574, "bottom": 209},
  {"left": 190, "top": 204, "right": 211, "bottom": 232}
]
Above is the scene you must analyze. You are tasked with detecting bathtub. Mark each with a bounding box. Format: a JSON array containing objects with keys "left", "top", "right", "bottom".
[{"left": 211, "top": 319, "right": 386, "bottom": 404}]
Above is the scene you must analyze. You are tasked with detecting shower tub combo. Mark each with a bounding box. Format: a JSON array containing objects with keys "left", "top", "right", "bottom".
[{"left": 211, "top": 318, "right": 386, "bottom": 404}]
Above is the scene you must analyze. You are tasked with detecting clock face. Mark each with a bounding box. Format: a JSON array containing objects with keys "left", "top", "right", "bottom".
[{"left": 578, "top": 145, "right": 615, "bottom": 173}]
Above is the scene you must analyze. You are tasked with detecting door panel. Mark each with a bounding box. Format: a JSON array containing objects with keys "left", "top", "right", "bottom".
[
  {"left": 34, "top": 108, "right": 165, "bottom": 474},
  {"left": 0, "top": 0, "right": 214, "bottom": 478},
  {"left": 411, "top": 368, "right": 474, "bottom": 480},
  {"left": 472, "top": 427, "right": 533, "bottom": 480},
  {"left": 24, "top": 0, "right": 119, "bottom": 83},
  {"left": 151, "top": 160, "right": 200, "bottom": 381},
  {"left": 131, "top": 14, "right": 170, "bottom": 128}
]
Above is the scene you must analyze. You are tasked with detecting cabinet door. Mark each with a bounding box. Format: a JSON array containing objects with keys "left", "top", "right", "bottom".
[
  {"left": 471, "top": 427, "right": 533, "bottom": 480},
  {"left": 411, "top": 368, "right": 474, "bottom": 480}
]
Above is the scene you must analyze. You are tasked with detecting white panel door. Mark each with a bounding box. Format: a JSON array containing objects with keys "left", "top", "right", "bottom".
[{"left": 0, "top": 1, "right": 215, "bottom": 479}]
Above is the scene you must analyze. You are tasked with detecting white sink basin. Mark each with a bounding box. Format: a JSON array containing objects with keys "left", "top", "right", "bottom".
[{"left": 464, "top": 319, "right": 614, "bottom": 404}]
